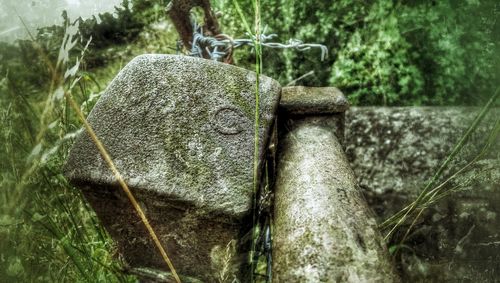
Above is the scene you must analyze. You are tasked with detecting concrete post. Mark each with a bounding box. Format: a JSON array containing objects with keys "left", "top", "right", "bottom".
[
  {"left": 273, "top": 87, "right": 397, "bottom": 282},
  {"left": 64, "top": 55, "right": 281, "bottom": 282}
]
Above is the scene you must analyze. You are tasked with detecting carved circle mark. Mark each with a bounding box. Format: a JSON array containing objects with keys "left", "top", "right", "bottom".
[{"left": 211, "top": 106, "right": 246, "bottom": 135}]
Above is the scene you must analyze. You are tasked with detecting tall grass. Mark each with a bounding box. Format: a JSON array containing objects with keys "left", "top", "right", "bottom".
[
  {"left": 232, "top": 0, "right": 265, "bottom": 281},
  {"left": 381, "top": 88, "right": 500, "bottom": 249},
  {"left": 50, "top": 20, "right": 181, "bottom": 282},
  {"left": 0, "top": 20, "right": 136, "bottom": 282}
]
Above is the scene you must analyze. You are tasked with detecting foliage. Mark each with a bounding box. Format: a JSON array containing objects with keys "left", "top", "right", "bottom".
[
  {"left": 216, "top": 0, "right": 499, "bottom": 105},
  {"left": 0, "top": 20, "right": 136, "bottom": 282},
  {"left": 130, "top": 0, "right": 169, "bottom": 25},
  {"left": 330, "top": 1, "right": 424, "bottom": 105},
  {"left": 0, "top": 1, "right": 180, "bottom": 280},
  {"left": 398, "top": 0, "right": 500, "bottom": 105},
  {"left": 78, "top": 0, "right": 144, "bottom": 49}
]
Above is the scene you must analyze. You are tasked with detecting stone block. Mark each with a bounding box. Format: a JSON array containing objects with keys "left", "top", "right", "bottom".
[
  {"left": 64, "top": 54, "right": 281, "bottom": 281},
  {"left": 273, "top": 87, "right": 396, "bottom": 282}
]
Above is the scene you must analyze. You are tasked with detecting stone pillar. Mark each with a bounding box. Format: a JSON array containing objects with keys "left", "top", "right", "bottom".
[
  {"left": 64, "top": 54, "right": 281, "bottom": 282},
  {"left": 273, "top": 87, "right": 396, "bottom": 282}
]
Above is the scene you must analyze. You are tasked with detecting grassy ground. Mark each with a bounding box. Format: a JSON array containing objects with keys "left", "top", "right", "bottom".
[{"left": 0, "top": 18, "right": 182, "bottom": 282}]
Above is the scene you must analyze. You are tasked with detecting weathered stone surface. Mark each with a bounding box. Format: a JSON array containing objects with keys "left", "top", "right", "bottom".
[
  {"left": 345, "top": 107, "right": 500, "bottom": 282},
  {"left": 273, "top": 89, "right": 396, "bottom": 282},
  {"left": 279, "top": 86, "right": 348, "bottom": 145},
  {"left": 273, "top": 121, "right": 396, "bottom": 282},
  {"left": 64, "top": 54, "right": 281, "bottom": 281},
  {"left": 280, "top": 86, "right": 349, "bottom": 115},
  {"left": 346, "top": 107, "right": 498, "bottom": 196}
]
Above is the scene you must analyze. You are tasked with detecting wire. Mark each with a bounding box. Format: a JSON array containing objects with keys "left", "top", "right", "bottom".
[{"left": 189, "top": 21, "right": 328, "bottom": 62}]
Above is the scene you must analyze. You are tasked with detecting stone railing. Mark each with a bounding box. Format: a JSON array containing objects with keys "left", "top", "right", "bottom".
[{"left": 64, "top": 55, "right": 499, "bottom": 282}]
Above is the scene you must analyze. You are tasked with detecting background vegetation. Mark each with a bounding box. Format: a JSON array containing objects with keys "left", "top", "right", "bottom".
[
  {"left": 217, "top": 0, "right": 500, "bottom": 105},
  {"left": 0, "top": 0, "right": 498, "bottom": 281}
]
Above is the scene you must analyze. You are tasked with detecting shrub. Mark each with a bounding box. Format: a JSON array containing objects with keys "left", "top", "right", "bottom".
[{"left": 216, "top": 0, "right": 499, "bottom": 105}]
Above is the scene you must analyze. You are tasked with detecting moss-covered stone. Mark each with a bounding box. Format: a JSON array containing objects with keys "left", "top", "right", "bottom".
[
  {"left": 273, "top": 88, "right": 396, "bottom": 282},
  {"left": 345, "top": 107, "right": 500, "bottom": 282},
  {"left": 273, "top": 120, "right": 397, "bottom": 282},
  {"left": 64, "top": 54, "right": 281, "bottom": 281}
]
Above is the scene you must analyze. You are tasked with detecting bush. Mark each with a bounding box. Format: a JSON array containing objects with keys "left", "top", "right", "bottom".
[
  {"left": 78, "top": 0, "right": 144, "bottom": 50},
  {"left": 398, "top": 0, "right": 499, "bottom": 105},
  {"left": 330, "top": 1, "right": 424, "bottom": 105},
  {"left": 216, "top": 0, "right": 499, "bottom": 105}
]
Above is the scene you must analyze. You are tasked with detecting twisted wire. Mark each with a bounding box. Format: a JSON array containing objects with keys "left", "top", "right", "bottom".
[{"left": 189, "top": 23, "right": 328, "bottom": 62}]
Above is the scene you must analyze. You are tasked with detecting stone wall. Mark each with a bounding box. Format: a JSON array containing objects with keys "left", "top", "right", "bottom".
[{"left": 345, "top": 107, "right": 499, "bottom": 282}]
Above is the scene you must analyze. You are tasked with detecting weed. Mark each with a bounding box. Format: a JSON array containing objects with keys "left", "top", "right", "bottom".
[
  {"left": 381, "top": 88, "right": 500, "bottom": 248},
  {"left": 0, "top": 19, "right": 137, "bottom": 282}
]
